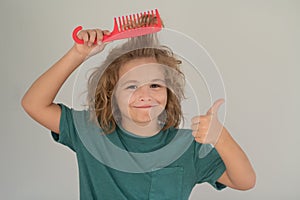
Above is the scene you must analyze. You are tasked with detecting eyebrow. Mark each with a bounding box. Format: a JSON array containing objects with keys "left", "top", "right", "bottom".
[{"left": 121, "top": 79, "right": 166, "bottom": 86}]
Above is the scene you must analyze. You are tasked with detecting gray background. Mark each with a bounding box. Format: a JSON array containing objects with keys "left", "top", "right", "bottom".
[{"left": 1, "top": 0, "right": 299, "bottom": 199}]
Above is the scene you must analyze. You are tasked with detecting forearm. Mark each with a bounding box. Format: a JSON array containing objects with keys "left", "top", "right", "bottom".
[
  {"left": 22, "top": 46, "right": 84, "bottom": 109},
  {"left": 214, "top": 128, "right": 256, "bottom": 189},
  {"left": 22, "top": 28, "right": 107, "bottom": 133}
]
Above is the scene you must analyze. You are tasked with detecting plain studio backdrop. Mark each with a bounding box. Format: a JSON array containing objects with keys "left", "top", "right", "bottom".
[{"left": 1, "top": 0, "right": 299, "bottom": 199}]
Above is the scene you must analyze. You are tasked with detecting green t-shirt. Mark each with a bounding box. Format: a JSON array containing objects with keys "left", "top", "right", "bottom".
[{"left": 51, "top": 104, "right": 226, "bottom": 200}]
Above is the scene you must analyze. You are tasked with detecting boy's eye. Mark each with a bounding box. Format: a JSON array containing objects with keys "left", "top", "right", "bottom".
[{"left": 150, "top": 84, "right": 161, "bottom": 88}]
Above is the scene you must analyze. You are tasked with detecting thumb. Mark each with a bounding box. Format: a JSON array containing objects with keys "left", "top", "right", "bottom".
[{"left": 207, "top": 98, "right": 225, "bottom": 115}]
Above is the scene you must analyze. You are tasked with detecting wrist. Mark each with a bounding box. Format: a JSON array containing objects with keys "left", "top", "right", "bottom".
[
  {"left": 56, "top": 46, "right": 86, "bottom": 72},
  {"left": 214, "top": 127, "right": 229, "bottom": 149},
  {"left": 69, "top": 45, "right": 89, "bottom": 63}
]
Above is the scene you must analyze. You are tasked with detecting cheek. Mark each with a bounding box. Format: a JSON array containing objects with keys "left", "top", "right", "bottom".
[
  {"left": 157, "top": 89, "right": 168, "bottom": 105},
  {"left": 116, "top": 91, "right": 133, "bottom": 107}
]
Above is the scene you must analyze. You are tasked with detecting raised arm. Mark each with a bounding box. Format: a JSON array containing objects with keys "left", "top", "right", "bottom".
[
  {"left": 191, "top": 99, "right": 256, "bottom": 190},
  {"left": 214, "top": 127, "right": 256, "bottom": 190},
  {"left": 21, "top": 29, "right": 110, "bottom": 133}
]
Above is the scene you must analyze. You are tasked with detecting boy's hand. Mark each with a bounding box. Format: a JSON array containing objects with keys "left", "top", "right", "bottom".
[
  {"left": 74, "top": 28, "right": 111, "bottom": 60},
  {"left": 191, "top": 99, "right": 225, "bottom": 145}
]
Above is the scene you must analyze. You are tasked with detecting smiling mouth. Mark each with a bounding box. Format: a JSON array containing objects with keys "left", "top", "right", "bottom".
[{"left": 133, "top": 105, "right": 158, "bottom": 109}]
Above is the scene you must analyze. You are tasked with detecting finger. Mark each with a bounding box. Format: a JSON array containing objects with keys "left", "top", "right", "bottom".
[
  {"left": 207, "top": 98, "right": 225, "bottom": 115},
  {"left": 95, "top": 29, "right": 111, "bottom": 45},
  {"left": 102, "top": 30, "right": 112, "bottom": 44},
  {"left": 77, "top": 30, "right": 89, "bottom": 43},
  {"left": 194, "top": 137, "right": 202, "bottom": 144},
  {"left": 191, "top": 116, "right": 200, "bottom": 124},
  {"left": 87, "top": 30, "right": 97, "bottom": 46},
  {"left": 95, "top": 29, "right": 103, "bottom": 45},
  {"left": 191, "top": 123, "right": 199, "bottom": 131},
  {"left": 192, "top": 131, "right": 207, "bottom": 140},
  {"left": 192, "top": 122, "right": 208, "bottom": 133},
  {"left": 102, "top": 30, "right": 111, "bottom": 36},
  {"left": 191, "top": 115, "right": 209, "bottom": 124},
  {"left": 192, "top": 130, "right": 203, "bottom": 138}
]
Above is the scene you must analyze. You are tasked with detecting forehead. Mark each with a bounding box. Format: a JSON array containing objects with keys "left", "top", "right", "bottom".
[{"left": 119, "top": 58, "right": 165, "bottom": 81}]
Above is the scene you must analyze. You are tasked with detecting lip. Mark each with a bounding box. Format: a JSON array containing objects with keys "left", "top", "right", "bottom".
[{"left": 133, "top": 105, "right": 158, "bottom": 108}]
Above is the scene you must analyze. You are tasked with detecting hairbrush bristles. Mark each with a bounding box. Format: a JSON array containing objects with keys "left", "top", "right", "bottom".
[{"left": 73, "top": 9, "right": 163, "bottom": 44}]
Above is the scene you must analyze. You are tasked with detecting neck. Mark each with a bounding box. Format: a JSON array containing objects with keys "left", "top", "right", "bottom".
[{"left": 121, "top": 118, "right": 161, "bottom": 137}]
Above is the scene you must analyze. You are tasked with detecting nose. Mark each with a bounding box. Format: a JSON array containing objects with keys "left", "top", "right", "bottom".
[{"left": 136, "top": 85, "right": 152, "bottom": 101}]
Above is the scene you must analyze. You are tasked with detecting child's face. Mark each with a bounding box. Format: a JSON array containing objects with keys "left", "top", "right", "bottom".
[{"left": 114, "top": 57, "right": 167, "bottom": 126}]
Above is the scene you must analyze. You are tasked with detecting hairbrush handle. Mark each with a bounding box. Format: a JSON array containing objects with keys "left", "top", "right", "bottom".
[{"left": 72, "top": 26, "right": 110, "bottom": 44}]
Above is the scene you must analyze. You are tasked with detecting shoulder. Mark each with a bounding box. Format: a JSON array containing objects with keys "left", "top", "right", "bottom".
[
  {"left": 57, "top": 103, "right": 96, "bottom": 133},
  {"left": 58, "top": 104, "right": 90, "bottom": 120}
]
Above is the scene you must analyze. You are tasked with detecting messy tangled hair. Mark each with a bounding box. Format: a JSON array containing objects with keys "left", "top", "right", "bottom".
[{"left": 87, "top": 34, "right": 185, "bottom": 134}]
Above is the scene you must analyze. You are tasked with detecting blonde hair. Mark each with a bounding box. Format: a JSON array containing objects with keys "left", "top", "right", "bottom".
[{"left": 87, "top": 34, "right": 185, "bottom": 134}]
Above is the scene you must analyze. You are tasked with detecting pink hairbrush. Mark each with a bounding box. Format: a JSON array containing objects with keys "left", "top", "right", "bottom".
[{"left": 72, "top": 9, "right": 163, "bottom": 44}]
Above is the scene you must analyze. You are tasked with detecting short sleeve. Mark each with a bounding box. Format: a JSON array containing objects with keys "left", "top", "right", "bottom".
[
  {"left": 194, "top": 143, "right": 227, "bottom": 190},
  {"left": 51, "top": 104, "right": 78, "bottom": 152}
]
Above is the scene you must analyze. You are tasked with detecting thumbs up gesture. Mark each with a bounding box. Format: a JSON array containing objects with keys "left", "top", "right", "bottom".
[{"left": 191, "top": 99, "right": 225, "bottom": 145}]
